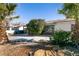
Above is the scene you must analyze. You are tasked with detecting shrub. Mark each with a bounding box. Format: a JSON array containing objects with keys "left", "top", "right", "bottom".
[
  {"left": 27, "top": 19, "right": 45, "bottom": 35},
  {"left": 50, "top": 30, "right": 71, "bottom": 46}
]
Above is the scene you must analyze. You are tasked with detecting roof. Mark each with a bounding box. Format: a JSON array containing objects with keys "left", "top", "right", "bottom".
[
  {"left": 46, "top": 19, "right": 75, "bottom": 25},
  {"left": 9, "top": 23, "right": 26, "bottom": 28}
]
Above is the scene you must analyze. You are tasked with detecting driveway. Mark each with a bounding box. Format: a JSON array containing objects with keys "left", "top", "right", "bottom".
[{"left": 8, "top": 36, "right": 50, "bottom": 41}]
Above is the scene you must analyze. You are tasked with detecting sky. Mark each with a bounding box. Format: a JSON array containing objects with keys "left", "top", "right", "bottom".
[{"left": 11, "top": 3, "right": 65, "bottom": 24}]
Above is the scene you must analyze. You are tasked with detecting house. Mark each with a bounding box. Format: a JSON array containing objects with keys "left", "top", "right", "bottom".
[
  {"left": 6, "top": 23, "right": 27, "bottom": 35},
  {"left": 44, "top": 19, "right": 75, "bottom": 35},
  {"left": 6, "top": 19, "right": 75, "bottom": 35}
]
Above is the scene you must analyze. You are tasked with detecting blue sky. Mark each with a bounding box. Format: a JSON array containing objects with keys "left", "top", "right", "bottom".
[{"left": 12, "top": 3, "right": 65, "bottom": 24}]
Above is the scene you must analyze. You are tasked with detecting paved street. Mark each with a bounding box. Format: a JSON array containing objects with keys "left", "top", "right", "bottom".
[{"left": 8, "top": 35, "right": 50, "bottom": 42}]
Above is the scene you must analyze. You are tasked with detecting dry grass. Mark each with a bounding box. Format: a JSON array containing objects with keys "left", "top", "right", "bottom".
[
  {"left": 0, "top": 43, "right": 78, "bottom": 56},
  {"left": 0, "top": 44, "right": 31, "bottom": 56},
  {"left": 0, "top": 43, "right": 65, "bottom": 56}
]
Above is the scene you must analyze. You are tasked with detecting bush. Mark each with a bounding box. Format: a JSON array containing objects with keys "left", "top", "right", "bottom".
[
  {"left": 50, "top": 31, "right": 71, "bottom": 46},
  {"left": 27, "top": 19, "right": 45, "bottom": 35}
]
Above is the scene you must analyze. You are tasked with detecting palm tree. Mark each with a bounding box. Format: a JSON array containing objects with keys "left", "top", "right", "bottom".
[
  {"left": 0, "top": 3, "right": 19, "bottom": 44},
  {"left": 58, "top": 3, "right": 79, "bottom": 45}
]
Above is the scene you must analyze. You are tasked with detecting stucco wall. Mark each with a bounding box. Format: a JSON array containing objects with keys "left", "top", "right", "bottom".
[{"left": 54, "top": 21, "right": 75, "bottom": 31}]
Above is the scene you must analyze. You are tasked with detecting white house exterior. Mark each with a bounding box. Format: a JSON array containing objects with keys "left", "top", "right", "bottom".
[
  {"left": 6, "top": 27, "right": 15, "bottom": 35},
  {"left": 46, "top": 19, "right": 75, "bottom": 32},
  {"left": 6, "top": 23, "right": 27, "bottom": 35},
  {"left": 54, "top": 20, "right": 75, "bottom": 31}
]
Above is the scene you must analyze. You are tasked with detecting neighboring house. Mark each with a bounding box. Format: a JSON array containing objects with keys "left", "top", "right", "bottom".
[
  {"left": 6, "top": 27, "right": 15, "bottom": 35},
  {"left": 6, "top": 23, "right": 27, "bottom": 35},
  {"left": 44, "top": 19, "right": 75, "bottom": 34}
]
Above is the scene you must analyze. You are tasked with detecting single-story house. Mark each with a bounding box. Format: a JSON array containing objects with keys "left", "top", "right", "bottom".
[
  {"left": 6, "top": 23, "right": 27, "bottom": 35},
  {"left": 44, "top": 19, "right": 75, "bottom": 34}
]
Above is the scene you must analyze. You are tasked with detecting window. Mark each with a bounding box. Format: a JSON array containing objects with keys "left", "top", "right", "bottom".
[
  {"left": 44, "top": 25, "right": 54, "bottom": 34},
  {"left": 71, "top": 24, "right": 75, "bottom": 31}
]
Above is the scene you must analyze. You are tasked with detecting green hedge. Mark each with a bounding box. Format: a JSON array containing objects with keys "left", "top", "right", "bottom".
[{"left": 50, "top": 30, "right": 71, "bottom": 46}]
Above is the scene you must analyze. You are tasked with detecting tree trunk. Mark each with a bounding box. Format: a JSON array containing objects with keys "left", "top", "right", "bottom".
[
  {"left": 72, "top": 19, "right": 79, "bottom": 46},
  {"left": 0, "top": 20, "right": 9, "bottom": 44}
]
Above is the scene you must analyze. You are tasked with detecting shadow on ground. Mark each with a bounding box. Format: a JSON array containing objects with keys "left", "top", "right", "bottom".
[{"left": 9, "top": 38, "right": 33, "bottom": 44}]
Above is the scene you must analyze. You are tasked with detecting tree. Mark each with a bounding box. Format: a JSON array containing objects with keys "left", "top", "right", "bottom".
[
  {"left": 58, "top": 3, "right": 79, "bottom": 45},
  {"left": 0, "top": 3, "right": 19, "bottom": 44},
  {"left": 27, "top": 19, "right": 45, "bottom": 35}
]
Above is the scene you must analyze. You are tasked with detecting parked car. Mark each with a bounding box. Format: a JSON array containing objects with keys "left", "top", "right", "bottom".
[{"left": 14, "top": 30, "right": 26, "bottom": 34}]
